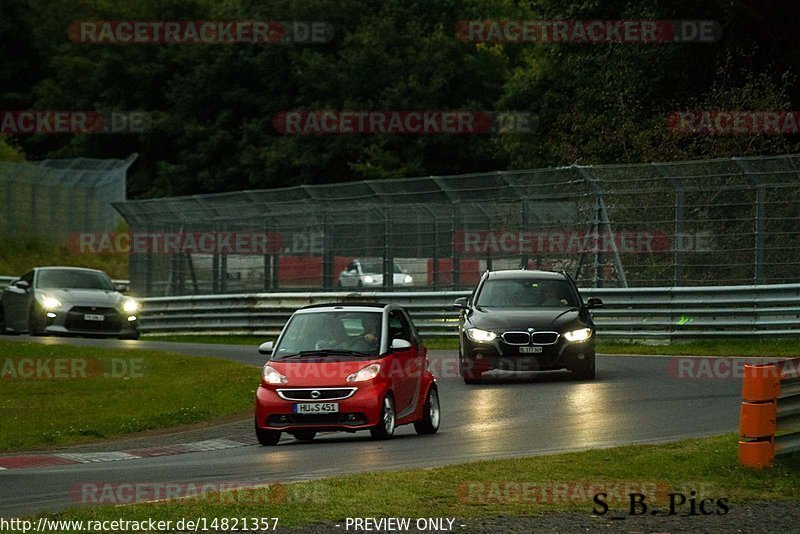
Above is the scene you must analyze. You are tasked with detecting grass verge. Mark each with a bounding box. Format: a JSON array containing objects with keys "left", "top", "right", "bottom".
[
  {"left": 0, "top": 236, "right": 128, "bottom": 280},
  {"left": 144, "top": 334, "right": 800, "bottom": 357},
  {"left": 0, "top": 340, "right": 258, "bottom": 451},
  {"left": 50, "top": 435, "right": 800, "bottom": 529}
]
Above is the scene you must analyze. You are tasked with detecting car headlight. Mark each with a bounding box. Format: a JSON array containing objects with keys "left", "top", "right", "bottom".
[
  {"left": 363, "top": 275, "right": 374, "bottom": 284},
  {"left": 563, "top": 327, "right": 593, "bottom": 342},
  {"left": 346, "top": 363, "right": 381, "bottom": 382},
  {"left": 466, "top": 328, "right": 497, "bottom": 342},
  {"left": 122, "top": 299, "right": 139, "bottom": 313},
  {"left": 404, "top": 275, "right": 413, "bottom": 284},
  {"left": 262, "top": 365, "right": 288, "bottom": 384},
  {"left": 42, "top": 296, "right": 62, "bottom": 310}
]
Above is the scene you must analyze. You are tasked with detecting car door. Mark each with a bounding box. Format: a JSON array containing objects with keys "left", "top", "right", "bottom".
[
  {"left": 386, "top": 310, "right": 420, "bottom": 415},
  {"left": 3, "top": 270, "right": 34, "bottom": 330}
]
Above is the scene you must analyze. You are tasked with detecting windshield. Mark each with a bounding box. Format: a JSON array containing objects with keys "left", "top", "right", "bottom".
[
  {"left": 272, "top": 311, "right": 383, "bottom": 359},
  {"left": 36, "top": 270, "right": 115, "bottom": 291},
  {"left": 476, "top": 279, "right": 579, "bottom": 308},
  {"left": 360, "top": 260, "right": 403, "bottom": 274}
]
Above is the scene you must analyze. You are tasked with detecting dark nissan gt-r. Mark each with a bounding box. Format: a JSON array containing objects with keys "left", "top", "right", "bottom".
[{"left": 455, "top": 269, "right": 602, "bottom": 384}]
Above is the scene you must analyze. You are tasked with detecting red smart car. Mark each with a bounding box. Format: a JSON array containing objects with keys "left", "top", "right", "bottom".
[{"left": 254, "top": 303, "right": 440, "bottom": 445}]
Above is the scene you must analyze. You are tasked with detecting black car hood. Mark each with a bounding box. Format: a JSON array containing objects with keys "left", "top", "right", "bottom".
[{"left": 467, "top": 307, "right": 585, "bottom": 332}]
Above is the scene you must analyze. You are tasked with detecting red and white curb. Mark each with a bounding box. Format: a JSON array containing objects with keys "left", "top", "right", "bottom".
[{"left": 0, "top": 438, "right": 254, "bottom": 470}]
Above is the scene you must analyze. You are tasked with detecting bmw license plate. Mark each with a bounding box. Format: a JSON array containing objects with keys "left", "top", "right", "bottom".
[
  {"left": 519, "top": 346, "right": 543, "bottom": 354},
  {"left": 84, "top": 314, "right": 105, "bottom": 321},
  {"left": 293, "top": 403, "right": 339, "bottom": 414}
]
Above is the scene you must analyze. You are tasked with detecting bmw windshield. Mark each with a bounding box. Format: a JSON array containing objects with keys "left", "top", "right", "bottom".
[
  {"left": 272, "top": 311, "right": 383, "bottom": 359},
  {"left": 476, "top": 279, "right": 579, "bottom": 308}
]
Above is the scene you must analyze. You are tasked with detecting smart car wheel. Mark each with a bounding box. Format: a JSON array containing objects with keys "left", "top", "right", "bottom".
[
  {"left": 255, "top": 420, "right": 281, "bottom": 446},
  {"left": 370, "top": 393, "right": 396, "bottom": 440},
  {"left": 414, "top": 384, "right": 440, "bottom": 435},
  {"left": 292, "top": 430, "right": 317, "bottom": 442}
]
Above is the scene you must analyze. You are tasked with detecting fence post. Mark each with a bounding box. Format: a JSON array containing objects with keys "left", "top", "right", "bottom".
[{"left": 733, "top": 158, "right": 765, "bottom": 284}]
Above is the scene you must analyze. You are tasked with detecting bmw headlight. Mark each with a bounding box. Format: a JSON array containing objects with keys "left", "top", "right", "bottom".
[
  {"left": 363, "top": 275, "right": 375, "bottom": 284},
  {"left": 466, "top": 328, "right": 497, "bottom": 342},
  {"left": 563, "top": 327, "right": 593, "bottom": 342},
  {"left": 42, "top": 296, "right": 62, "bottom": 310},
  {"left": 262, "top": 364, "right": 288, "bottom": 384},
  {"left": 404, "top": 275, "right": 413, "bottom": 284},
  {"left": 122, "top": 299, "right": 140, "bottom": 313},
  {"left": 346, "top": 363, "right": 381, "bottom": 382}
]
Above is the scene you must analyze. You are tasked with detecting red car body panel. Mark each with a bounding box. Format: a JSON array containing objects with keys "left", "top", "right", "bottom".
[{"left": 255, "top": 345, "right": 436, "bottom": 432}]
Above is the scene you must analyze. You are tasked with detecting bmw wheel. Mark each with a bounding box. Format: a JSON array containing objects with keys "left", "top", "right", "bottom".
[
  {"left": 370, "top": 393, "right": 396, "bottom": 440},
  {"left": 414, "top": 384, "right": 440, "bottom": 435}
]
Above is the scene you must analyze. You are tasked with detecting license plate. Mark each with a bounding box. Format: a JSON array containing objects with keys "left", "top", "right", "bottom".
[
  {"left": 84, "top": 314, "right": 105, "bottom": 322},
  {"left": 519, "top": 346, "right": 543, "bottom": 353},
  {"left": 293, "top": 403, "right": 339, "bottom": 414}
]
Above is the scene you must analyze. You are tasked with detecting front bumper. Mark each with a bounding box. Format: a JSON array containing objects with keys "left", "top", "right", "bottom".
[
  {"left": 255, "top": 381, "right": 389, "bottom": 431},
  {"left": 461, "top": 335, "right": 595, "bottom": 373},
  {"left": 39, "top": 306, "right": 139, "bottom": 337}
]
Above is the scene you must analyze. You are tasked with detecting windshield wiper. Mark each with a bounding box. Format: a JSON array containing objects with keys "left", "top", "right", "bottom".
[{"left": 279, "top": 349, "right": 373, "bottom": 359}]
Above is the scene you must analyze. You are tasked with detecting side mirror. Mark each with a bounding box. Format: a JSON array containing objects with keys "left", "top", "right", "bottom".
[
  {"left": 390, "top": 338, "right": 412, "bottom": 350},
  {"left": 258, "top": 341, "right": 274, "bottom": 355},
  {"left": 13, "top": 280, "right": 30, "bottom": 291},
  {"left": 586, "top": 297, "right": 603, "bottom": 309},
  {"left": 453, "top": 296, "right": 469, "bottom": 310},
  {"left": 115, "top": 283, "right": 128, "bottom": 294}
]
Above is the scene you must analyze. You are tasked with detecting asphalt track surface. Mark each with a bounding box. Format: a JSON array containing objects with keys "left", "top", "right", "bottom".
[{"left": 0, "top": 335, "right": 742, "bottom": 517}]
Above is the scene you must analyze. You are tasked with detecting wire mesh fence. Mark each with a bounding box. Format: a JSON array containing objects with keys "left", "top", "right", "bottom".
[
  {"left": 109, "top": 154, "right": 800, "bottom": 296},
  {"left": 0, "top": 155, "right": 135, "bottom": 241}
]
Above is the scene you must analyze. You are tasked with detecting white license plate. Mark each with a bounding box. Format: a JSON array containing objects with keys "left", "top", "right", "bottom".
[
  {"left": 84, "top": 314, "right": 105, "bottom": 322},
  {"left": 519, "top": 346, "right": 543, "bottom": 353},
  {"left": 293, "top": 403, "right": 339, "bottom": 414}
]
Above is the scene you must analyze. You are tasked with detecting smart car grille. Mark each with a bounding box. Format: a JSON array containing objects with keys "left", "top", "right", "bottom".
[
  {"left": 266, "top": 413, "right": 367, "bottom": 426},
  {"left": 64, "top": 307, "right": 121, "bottom": 332},
  {"left": 501, "top": 332, "right": 530, "bottom": 345},
  {"left": 530, "top": 332, "right": 560, "bottom": 345},
  {"left": 276, "top": 388, "right": 357, "bottom": 401}
]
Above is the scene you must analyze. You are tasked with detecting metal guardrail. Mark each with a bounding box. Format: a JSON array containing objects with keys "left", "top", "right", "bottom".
[
  {"left": 137, "top": 283, "right": 800, "bottom": 338},
  {"left": 739, "top": 358, "right": 800, "bottom": 466},
  {"left": 0, "top": 276, "right": 130, "bottom": 293}
]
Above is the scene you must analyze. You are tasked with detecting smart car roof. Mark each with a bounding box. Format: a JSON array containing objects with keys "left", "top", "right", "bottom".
[{"left": 297, "top": 302, "right": 391, "bottom": 314}]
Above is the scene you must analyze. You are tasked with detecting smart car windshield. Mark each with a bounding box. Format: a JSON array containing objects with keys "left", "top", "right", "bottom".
[
  {"left": 273, "top": 311, "right": 383, "bottom": 359},
  {"left": 36, "top": 269, "right": 115, "bottom": 290},
  {"left": 476, "top": 279, "right": 579, "bottom": 308}
]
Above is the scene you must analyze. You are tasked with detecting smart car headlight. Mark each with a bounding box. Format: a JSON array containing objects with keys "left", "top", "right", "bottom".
[
  {"left": 563, "top": 327, "right": 593, "bottom": 342},
  {"left": 262, "top": 364, "right": 288, "bottom": 384},
  {"left": 346, "top": 363, "right": 381, "bottom": 382},
  {"left": 466, "top": 328, "right": 497, "bottom": 342},
  {"left": 42, "top": 296, "right": 62, "bottom": 310},
  {"left": 122, "top": 298, "right": 140, "bottom": 313}
]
